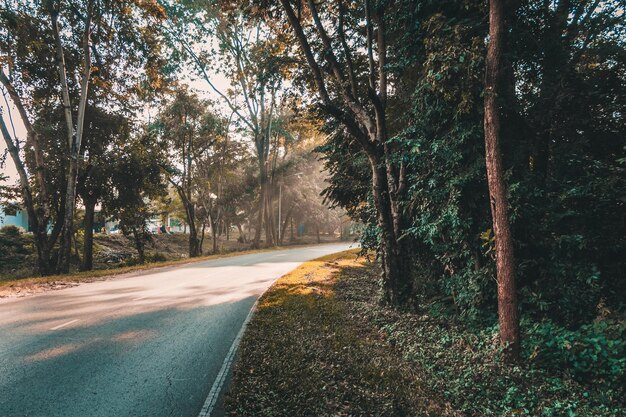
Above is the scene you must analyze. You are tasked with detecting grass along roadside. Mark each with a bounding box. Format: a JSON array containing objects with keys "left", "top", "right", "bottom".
[
  {"left": 0, "top": 242, "right": 338, "bottom": 298},
  {"left": 225, "top": 251, "right": 624, "bottom": 417},
  {"left": 225, "top": 250, "right": 456, "bottom": 416}
]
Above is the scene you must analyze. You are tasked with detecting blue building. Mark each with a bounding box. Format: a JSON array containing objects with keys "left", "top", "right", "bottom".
[{"left": 0, "top": 204, "right": 30, "bottom": 231}]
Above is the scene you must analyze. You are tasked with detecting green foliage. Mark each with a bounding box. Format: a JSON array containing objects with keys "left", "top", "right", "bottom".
[
  {"left": 0, "top": 224, "right": 23, "bottom": 236},
  {"left": 524, "top": 320, "right": 626, "bottom": 393},
  {"left": 370, "top": 283, "right": 625, "bottom": 416},
  {"left": 318, "top": 0, "right": 625, "bottom": 324},
  {"left": 309, "top": 0, "right": 625, "bottom": 403},
  {"left": 0, "top": 227, "right": 31, "bottom": 276}
]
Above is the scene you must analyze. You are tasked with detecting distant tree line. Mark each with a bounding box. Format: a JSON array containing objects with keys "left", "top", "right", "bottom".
[{"left": 0, "top": 1, "right": 343, "bottom": 275}]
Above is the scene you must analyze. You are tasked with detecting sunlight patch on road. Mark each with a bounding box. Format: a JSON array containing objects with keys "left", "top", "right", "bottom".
[
  {"left": 23, "top": 343, "right": 83, "bottom": 363},
  {"left": 50, "top": 319, "right": 80, "bottom": 330}
]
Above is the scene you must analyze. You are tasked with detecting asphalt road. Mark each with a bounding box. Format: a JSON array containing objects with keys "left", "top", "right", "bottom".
[{"left": 0, "top": 243, "right": 353, "bottom": 417}]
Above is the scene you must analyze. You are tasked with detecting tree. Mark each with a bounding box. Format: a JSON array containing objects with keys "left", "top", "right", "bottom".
[
  {"left": 276, "top": 0, "right": 415, "bottom": 305},
  {"left": 163, "top": 2, "right": 292, "bottom": 248},
  {"left": 155, "top": 87, "right": 226, "bottom": 257},
  {"left": 0, "top": 0, "right": 166, "bottom": 274},
  {"left": 77, "top": 108, "right": 131, "bottom": 270},
  {"left": 484, "top": 0, "right": 519, "bottom": 359},
  {"left": 48, "top": 0, "right": 93, "bottom": 273},
  {"left": 194, "top": 127, "right": 253, "bottom": 253},
  {"left": 105, "top": 131, "right": 166, "bottom": 264}
]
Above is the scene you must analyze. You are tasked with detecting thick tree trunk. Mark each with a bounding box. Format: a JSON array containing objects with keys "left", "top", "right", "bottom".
[
  {"left": 34, "top": 233, "right": 53, "bottom": 276},
  {"left": 81, "top": 198, "right": 96, "bottom": 271},
  {"left": 368, "top": 154, "right": 413, "bottom": 306},
  {"left": 132, "top": 228, "right": 145, "bottom": 264},
  {"left": 189, "top": 229, "right": 199, "bottom": 257},
  {"left": 57, "top": 159, "right": 79, "bottom": 273},
  {"left": 186, "top": 208, "right": 201, "bottom": 258},
  {"left": 485, "top": 0, "right": 520, "bottom": 361},
  {"left": 188, "top": 220, "right": 200, "bottom": 258},
  {"left": 177, "top": 187, "right": 201, "bottom": 258}
]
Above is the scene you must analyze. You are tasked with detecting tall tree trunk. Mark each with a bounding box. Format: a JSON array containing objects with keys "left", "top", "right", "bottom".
[
  {"left": 81, "top": 198, "right": 96, "bottom": 271},
  {"left": 199, "top": 222, "right": 206, "bottom": 255},
  {"left": 52, "top": 6, "right": 92, "bottom": 274},
  {"left": 188, "top": 212, "right": 200, "bottom": 258},
  {"left": 484, "top": 0, "right": 520, "bottom": 361},
  {"left": 264, "top": 191, "right": 275, "bottom": 246},
  {"left": 531, "top": 0, "right": 570, "bottom": 182},
  {"left": 279, "top": 205, "right": 294, "bottom": 245},
  {"left": 212, "top": 223, "right": 218, "bottom": 254},
  {"left": 57, "top": 162, "right": 79, "bottom": 273},
  {"left": 132, "top": 227, "right": 145, "bottom": 264},
  {"left": 177, "top": 187, "right": 201, "bottom": 258},
  {"left": 368, "top": 154, "right": 413, "bottom": 306},
  {"left": 253, "top": 173, "right": 267, "bottom": 248}
]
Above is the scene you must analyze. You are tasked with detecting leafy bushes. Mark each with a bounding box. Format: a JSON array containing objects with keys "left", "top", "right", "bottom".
[
  {"left": 338, "top": 260, "right": 625, "bottom": 416},
  {"left": 525, "top": 320, "right": 626, "bottom": 395},
  {"left": 0, "top": 226, "right": 31, "bottom": 277},
  {"left": 0, "top": 224, "right": 23, "bottom": 236}
]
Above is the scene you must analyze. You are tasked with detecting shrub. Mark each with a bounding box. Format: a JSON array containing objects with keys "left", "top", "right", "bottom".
[
  {"left": 524, "top": 319, "right": 626, "bottom": 396},
  {"left": 147, "top": 253, "right": 167, "bottom": 263},
  {"left": 0, "top": 224, "right": 23, "bottom": 236}
]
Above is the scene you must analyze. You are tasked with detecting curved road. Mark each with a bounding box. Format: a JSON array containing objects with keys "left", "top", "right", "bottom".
[{"left": 0, "top": 243, "right": 353, "bottom": 417}]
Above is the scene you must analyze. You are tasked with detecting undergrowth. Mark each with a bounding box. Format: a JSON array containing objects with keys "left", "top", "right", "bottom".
[{"left": 227, "top": 252, "right": 625, "bottom": 417}]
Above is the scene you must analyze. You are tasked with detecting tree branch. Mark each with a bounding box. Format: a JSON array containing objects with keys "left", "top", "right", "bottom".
[
  {"left": 175, "top": 33, "right": 255, "bottom": 131},
  {"left": 338, "top": 0, "right": 358, "bottom": 98}
]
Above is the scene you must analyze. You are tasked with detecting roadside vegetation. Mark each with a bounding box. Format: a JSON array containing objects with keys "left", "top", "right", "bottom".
[
  {"left": 227, "top": 252, "right": 625, "bottom": 416},
  {"left": 1, "top": 0, "right": 624, "bottom": 413}
]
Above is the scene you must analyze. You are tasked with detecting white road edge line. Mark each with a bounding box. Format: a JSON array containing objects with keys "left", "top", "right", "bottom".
[
  {"left": 50, "top": 319, "right": 79, "bottom": 330},
  {"left": 197, "top": 298, "right": 260, "bottom": 417}
]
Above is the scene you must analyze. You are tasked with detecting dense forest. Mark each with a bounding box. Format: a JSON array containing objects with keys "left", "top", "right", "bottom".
[{"left": 1, "top": 0, "right": 624, "bottom": 411}]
